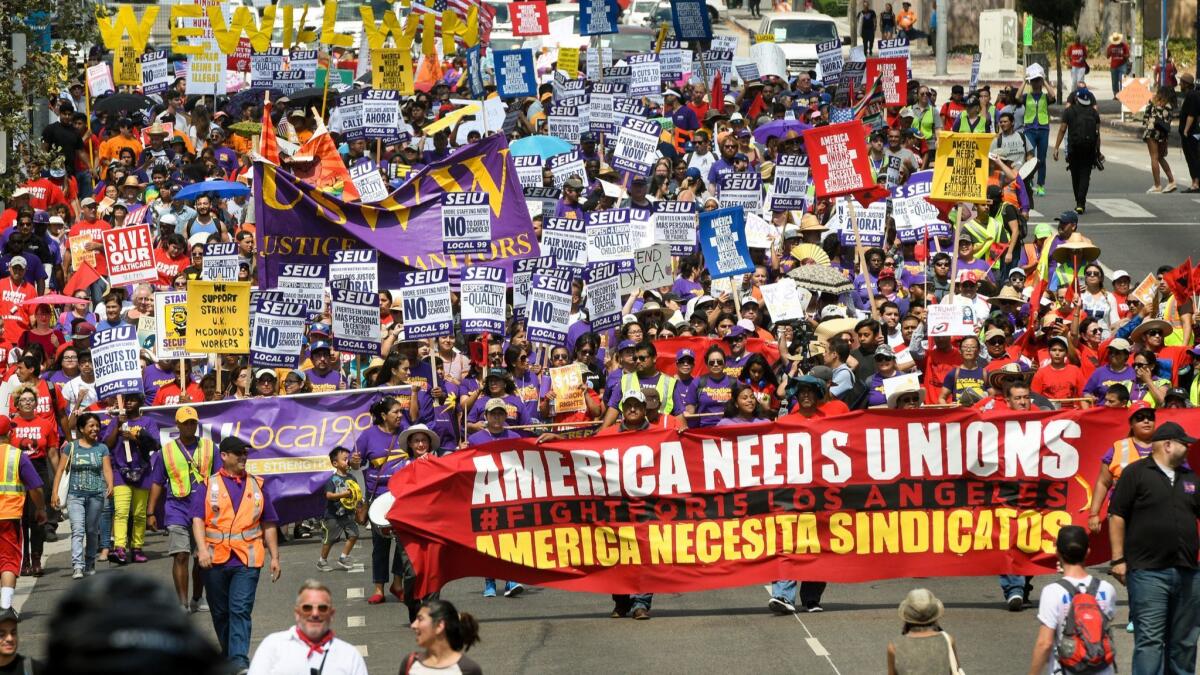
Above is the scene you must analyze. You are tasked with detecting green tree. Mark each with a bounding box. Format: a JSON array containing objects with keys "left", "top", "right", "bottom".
[
  {"left": 1017, "top": 0, "right": 1085, "bottom": 101},
  {"left": 0, "top": 0, "right": 98, "bottom": 197}
]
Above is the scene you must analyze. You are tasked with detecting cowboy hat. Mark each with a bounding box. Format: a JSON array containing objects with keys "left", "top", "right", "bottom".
[
  {"left": 987, "top": 362, "right": 1032, "bottom": 390},
  {"left": 397, "top": 423, "right": 439, "bottom": 450},
  {"left": 987, "top": 286, "right": 1025, "bottom": 304},
  {"left": 120, "top": 175, "right": 146, "bottom": 189},
  {"left": 1109, "top": 32, "right": 1124, "bottom": 45},
  {"left": 815, "top": 317, "right": 858, "bottom": 342},
  {"left": 146, "top": 121, "right": 169, "bottom": 136},
  {"left": 1050, "top": 233, "right": 1101, "bottom": 264},
  {"left": 1131, "top": 319, "right": 1173, "bottom": 342},
  {"left": 886, "top": 382, "right": 924, "bottom": 408},
  {"left": 798, "top": 214, "right": 827, "bottom": 232}
]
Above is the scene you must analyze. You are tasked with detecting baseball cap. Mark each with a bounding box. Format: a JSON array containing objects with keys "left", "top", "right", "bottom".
[
  {"left": 873, "top": 344, "right": 897, "bottom": 360},
  {"left": 1165, "top": 387, "right": 1189, "bottom": 402},
  {"left": 739, "top": 295, "right": 760, "bottom": 307},
  {"left": 724, "top": 325, "right": 749, "bottom": 340},
  {"left": 218, "top": 437, "right": 249, "bottom": 455},
  {"left": 1075, "top": 90, "right": 1095, "bottom": 106},
  {"left": 685, "top": 167, "right": 702, "bottom": 180},
  {"left": 309, "top": 340, "right": 332, "bottom": 352},
  {"left": 563, "top": 176, "right": 584, "bottom": 190},
  {"left": 676, "top": 348, "right": 695, "bottom": 362},
  {"left": 71, "top": 322, "right": 96, "bottom": 340},
  {"left": 80, "top": 197, "right": 97, "bottom": 208},
  {"left": 617, "top": 339, "right": 637, "bottom": 352},
  {"left": 730, "top": 112, "right": 745, "bottom": 123},
  {"left": 1034, "top": 223, "right": 1054, "bottom": 239},
  {"left": 8, "top": 256, "right": 26, "bottom": 269},
  {"left": 309, "top": 322, "right": 333, "bottom": 338},
  {"left": 1111, "top": 269, "right": 1131, "bottom": 281},
  {"left": 1055, "top": 524, "right": 1090, "bottom": 559},
  {"left": 1150, "top": 421, "right": 1198, "bottom": 444},
  {"left": 1055, "top": 211, "right": 1079, "bottom": 225},
  {"left": 1128, "top": 401, "right": 1155, "bottom": 419},
  {"left": 983, "top": 328, "right": 1007, "bottom": 342},
  {"left": 1008, "top": 267, "right": 1027, "bottom": 279},
  {"left": 254, "top": 368, "right": 277, "bottom": 380},
  {"left": 1047, "top": 335, "right": 1070, "bottom": 350},
  {"left": 175, "top": 406, "right": 199, "bottom": 423},
  {"left": 733, "top": 153, "right": 749, "bottom": 162},
  {"left": 663, "top": 89, "right": 681, "bottom": 98},
  {"left": 0, "top": 417, "right": 10, "bottom": 437},
  {"left": 484, "top": 397, "right": 508, "bottom": 413},
  {"left": 956, "top": 270, "right": 979, "bottom": 284},
  {"left": 620, "top": 389, "right": 647, "bottom": 408},
  {"left": 1108, "top": 338, "right": 1132, "bottom": 352}
]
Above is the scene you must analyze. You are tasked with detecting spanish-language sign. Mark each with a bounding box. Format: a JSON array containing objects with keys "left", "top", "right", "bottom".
[
  {"left": 511, "top": 0, "right": 550, "bottom": 36},
  {"left": 363, "top": 90, "right": 402, "bottom": 140},
  {"left": 541, "top": 217, "right": 589, "bottom": 271},
  {"left": 839, "top": 200, "right": 888, "bottom": 248},
  {"left": 102, "top": 224, "right": 157, "bottom": 286},
  {"left": 817, "top": 39, "right": 843, "bottom": 87},
  {"left": 460, "top": 265, "right": 508, "bottom": 335},
  {"left": 583, "top": 261, "right": 623, "bottom": 331},
  {"left": 441, "top": 192, "right": 492, "bottom": 255},
  {"left": 771, "top": 155, "right": 810, "bottom": 211},
  {"left": 513, "top": 256, "right": 554, "bottom": 322},
  {"left": 153, "top": 291, "right": 197, "bottom": 361},
  {"left": 698, "top": 207, "right": 754, "bottom": 278},
  {"left": 877, "top": 36, "right": 911, "bottom": 62},
  {"left": 372, "top": 48, "right": 414, "bottom": 94},
  {"left": 112, "top": 43, "right": 141, "bottom": 86},
  {"left": 548, "top": 151, "right": 588, "bottom": 190},
  {"left": 526, "top": 269, "right": 573, "bottom": 346},
  {"left": 627, "top": 53, "right": 661, "bottom": 97},
  {"left": 494, "top": 49, "right": 538, "bottom": 99},
  {"left": 619, "top": 244, "right": 673, "bottom": 295},
  {"left": 185, "top": 281, "right": 252, "bottom": 353},
  {"left": 201, "top": 241, "right": 240, "bottom": 281},
  {"left": 930, "top": 132, "right": 992, "bottom": 204},
  {"left": 718, "top": 172, "right": 763, "bottom": 212},
  {"left": 654, "top": 201, "right": 697, "bottom": 255},
  {"left": 250, "top": 291, "right": 307, "bottom": 368},
  {"left": 350, "top": 159, "right": 389, "bottom": 204},
  {"left": 276, "top": 263, "right": 327, "bottom": 314},
  {"left": 804, "top": 122, "right": 874, "bottom": 198},
  {"left": 139, "top": 50, "right": 170, "bottom": 95},
  {"left": 579, "top": 0, "right": 620, "bottom": 36},
  {"left": 866, "top": 57, "right": 907, "bottom": 107},
  {"left": 760, "top": 280, "right": 811, "bottom": 322},
  {"left": 329, "top": 249, "right": 378, "bottom": 294},
  {"left": 670, "top": 0, "right": 713, "bottom": 40},
  {"left": 399, "top": 268, "right": 454, "bottom": 339},
  {"left": 331, "top": 284, "right": 382, "bottom": 355},
  {"left": 891, "top": 170, "right": 950, "bottom": 242},
  {"left": 612, "top": 117, "right": 662, "bottom": 177},
  {"left": 587, "top": 209, "right": 635, "bottom": 273},
  {"left": 513, "top": 155, "right": 544, "bottom": 189},
  {"left": 390, "top": 409, "right": 1191, "bottom": 594},
  {"left": 91, "top": 324, "right": 142, "bottom": 400}
]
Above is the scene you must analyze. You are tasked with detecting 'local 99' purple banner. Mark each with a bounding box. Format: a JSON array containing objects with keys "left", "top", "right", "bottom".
[{"left": 142, "top": 387, "right": 408, "bottom": 523}]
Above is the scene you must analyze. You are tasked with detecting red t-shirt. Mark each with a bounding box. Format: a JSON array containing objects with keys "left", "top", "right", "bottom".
[
  {"left": 1067, "top": 45, "right": 1088, "bottom": 68},
  {"left": 1106, "top": 43, "right": 1129, "bottom": 69},
  {"left": 22, "top": 179, "right": 67, "bottom": 212},
  {"left": 939, "top": 101, "right": 964, "bottom": 130},
  {"left": 154, "top": 249, "right": 188, "bottom": 287},
  {"left": 0, "top": 279, "right": 36, "bottom": 345},
  {"left": 10, "top": 415, "right": 59, "bottom": 460},
  {"left": 924, "top": 345, "right": 963, "bottom": 402},
  {"left": 1113, "top": 292, "right": 1131, "bottom": 319},
  {"left": 152, "top": 381, "right": 206, "bottom": 406},
  {"left": 1031, "top": 364, "right": 1087, "bottom": 408},
  {"left": 5, "top": 379, "right": 66, "bottom": 426}
]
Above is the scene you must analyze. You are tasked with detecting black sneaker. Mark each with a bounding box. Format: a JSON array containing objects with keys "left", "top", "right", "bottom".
[{"left": 768, "top": 597, "right": 796, "bottom": 614}]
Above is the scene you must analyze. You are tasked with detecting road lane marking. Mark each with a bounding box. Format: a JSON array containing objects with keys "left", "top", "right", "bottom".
[
  {"left": 346, "top": 587, "right": 364, "bottom": 599},
  {"left": 1087, "top": 198, "right": 1155, "bottom": 218},
  {"left": 1028, "top": 209, "right": 1044, "bottom": 219},
  {"left": 762, "top": 585, "right": 842, "bottom": 674},
  {"left": 347, "top": 616, "right": 366, "bottom": 628},
  {"left": 806, "top": 637, "right": 830, "bottom": 657},
  {"left": 349, "top": 563, "right": 365, "bottom": 574}
]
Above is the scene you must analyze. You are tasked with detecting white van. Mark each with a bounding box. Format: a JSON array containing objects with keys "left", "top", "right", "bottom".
[{"left": 757, "top": 12, "right": 845, "bottom": 76}]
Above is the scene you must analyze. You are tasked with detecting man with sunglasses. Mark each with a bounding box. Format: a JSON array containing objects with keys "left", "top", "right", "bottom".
[
  {"left": 554, "top": 177, "right": 585, "bottom": 219},
  {"left": 600, "top": 342, "right": 676, "bottom": 430},
  {"left": 706, "top": 135, "right": 740, "bottom": 190},
  {"left": 247, "top": 580, "right": 367, "bottom": 674}
]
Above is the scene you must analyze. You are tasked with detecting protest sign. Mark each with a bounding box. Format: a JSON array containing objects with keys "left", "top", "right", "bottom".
[
  {"left": 583, "top": 261, "right": 623, "bottom": 332},
  {"left": 612, "top": 117, "right": 662, "bottom": 177},
  {"left": 512, "top": 1, "right": 549, "bottom": 36},
  {"left": 153, "top": 291, "right": 198, "bottom": 361},
  {"left": 619, "top": 244, "right": 673, "bottom": 295},
  {"left": 139, "top": 50, "right": 170, "bottom": 95},
  {"left": 186, "top": 41, "right": 223, "bottom": 96},
  {"left": 513, "top": 154, "right": 544, "bottom": 189},
  {"left": 460, "top": 265, "right": 508, "bottom": 335},
  {"left": 372, "top": 48, "right": 414, "bottom": 94},
  {"left": 587, "top": 209, "right": 635, "bottom": 273},
  {"left": 928, "top": 303, "right": 977, "bottom": 336},
  {"left": 627, "top": 54, "right": 662, "bottom": 97},
  {"left": 866, "top": 57, "right": 907, "bottom": 107},
  {"left": 495, "top": 49, "right": 538, "bottom": 99},
  {"left": 330, "top": 249, "right": 378, "bottom": 294},
  {"left": 877, "top": 36, "right": 910, "bottom": 61},
  {"left": 891, "top": 170, "right": 949, "bottom": 242},
  {"left": 86, "top": 63, "right": 114, "bottom": 97},
  {"left": 718, "top": 172, "right": 763, "bottom": 212},
  {"left": 930, "top": 132, "right": 992, "bottom": 204},
  {"left": 969, "top": 53, "right": 982, "bottom": 91},
  {"left": 1130, "top": 273, "right": 1158, "bottom": 306},
  {"left": 749, "top": 42, "right": 786, "bottom": 80},
  {"left": 349, "top": 159, "right": 389, "bottom": 204},
  {"left": 113, "top": 42, "right": 141, "bottom": 86},
  {"left": 580, "top": 0, "right": 620, "bottom": 35},
  {"left": 670, "top": 0, "right": 713, "bottom": 40},
  {"left": 630, "top": 207, "right": 656, "bottom": 250},
  {"left": 69, "top": 235, "right": 97, "bottom": 269},
  {"left": 604, "top": 65, "right": 632, "bottom": 88},
  {"left": 547, "top": 103, "right": 582, "bottom": 143},
  {"left": 201, "top": 241, "right": 240, "bottom": 281},
  {"left": 523, "top": 186, "right": 559, "bottom": 223},
  {"left": 92, "top": 324, "right": 143, "bottom": 400},
  {"left": 702, "top": 50, "right": 734, "bottom": 83},
  {"left": 548, "top": 151, "right": 588, "bottom": 190},
  {"left": 839, "top": 200, "right": 888, "bottom": 248},
  {"left": 273, "top": 70, "right": 305, "bottom": 95},
  {"left": 513, "top": 256, "right": 554, "bottom": 322},
  {"left": 185, "top": 281, "right": 252, "bottom": 353},
  {"left": 735, "top": 63, "right": 760, "bottom": 85},
  {"left": 276, "top": 263, "right": 327, "bottom": 314},
  {"left": 227, "top": 37, "right": 252, "bottom": 72},
  {"left": 760, "top": 280, "right": 811, "bottom": 322},
  {"left": 289, "top": 49, "right": 318, "bottom": 80},
  {"left": 330, "top": 284, "right": 381, "bottom": 355},
  {"left": 251, "top": 48, "right": 285, "bottom": 89},
  {"left": 250, "top": 291, "right": 307, "bottom": 368},
  {"left": 817, "top": 39, "right": 843, "bottom": 87},
  {"left": 654, "top": 201, "right": 697, "bottom": 255},
  {"left": 835, "top": 60, "right": 866, "bottom": 106},
  {"left": 558, "top": 47, "right": 581, "bottom": 78},
  {"left": 465, "top": 45, "right": 485, "bottom": 98},
  {"left": 541, "top": 218, "right": 589, "bottom": 271},
  {"left": 441, "top": 191, "right": 492, "bottom": 255},
  {"left": 549, "top": 364, "right": 586, "bottom": 413},
  {"left": 744, "top": 212, "right": 776, "bottom": 249},
  {"left": 102, "top": 224, "right": 157, "bottom": 286},
  {"left": 399, "top": 268, "right": 454, "bottom": 339},
  {"left": 611, "top": 97, "right": 647, "bottom": 135},
  {"left": 698, "top": 207, "right": 754, "bottom": 278},
  {"left": 770, "top": 155, "right": 810, "bottom": 211},
  {"left": 527, "top": 269, "right": 573, "bottom": 346},
  {"left": 363, "top": 90, "right": 402, "bottom": 139},
  {"left": 586, "top": 46, "right": 614, "bottom": 80},
  {"left": 804, "top": 122, "right": 874, "bottom": 198}
]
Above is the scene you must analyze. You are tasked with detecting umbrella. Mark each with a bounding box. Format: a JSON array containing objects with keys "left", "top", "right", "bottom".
[
  {"left": 510, "top": 135, "right": 575, "bottom": 160},
  {"left": 752, "top": 119, "right": 812, "bottom": 144},
  {"left": 175, "top": 180, "right": 251, "bottom": 201},
  {"left": 21, "top": 294, "right": 89, "bottom": 307},
  {"left": 93, "top": 93, "right": 154, "bottom": 116},
  {"left": 787, "top": 265, "right": 853, "bottom": 295},
  {"left": 224, "top": 88, "right": 283, "bottom": 118}
]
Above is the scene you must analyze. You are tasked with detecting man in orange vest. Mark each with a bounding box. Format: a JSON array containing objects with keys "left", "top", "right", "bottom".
[
  {"left": 0, "top": 417, "right": 45, "bottom": 622},
  {"left": 192, "top": 436, "right": 281, "bottom": 671}
]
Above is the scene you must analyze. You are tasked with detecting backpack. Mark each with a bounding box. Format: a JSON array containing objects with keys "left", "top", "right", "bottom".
[
  {"left": 1054, "top": 578, "right": 1115, "bottom": 674},
  {"left": 1067, "top": 108, "right": 1100, "bottom": 150}
]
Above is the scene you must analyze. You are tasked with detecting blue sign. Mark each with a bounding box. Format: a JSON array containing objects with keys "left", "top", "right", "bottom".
[
  {"left": 465, "top": 45, "right": 485, "bottom": 99},
  {"left": 670, "top": 0, "right": 712, "bottom": 40},
  {"left": 698, "top": 207, "right": 754, "bottom": 278},
  {"left": 493, "top": 49, "right": 538, "bottom": 99},
  {"left": 579, "top": 0, "right": 620, "bottom": 36}
]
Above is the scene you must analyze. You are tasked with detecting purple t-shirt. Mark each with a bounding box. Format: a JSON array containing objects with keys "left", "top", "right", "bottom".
[
  {"left": 685, "top": 374, "right": 735, "bottom": 427},
  {"left": 354, "top": 425, "right": 406, "bottom": 498},
  {"left": 723, "top": 353, "right": 750, "bottom": 380},
  {"left": 303, "top": 367, "right": 347, "bottom": 392},
  {"left": 1100, "top": 439, "right": 1152, "bottom": 465},
  {"left": 466, "top": 393, "right": 529, "bottom": 426},
  {"left": 1084, "top": 365, "right": 1135, "bottom": 399},
  {"left": 671, "top": 278, "right": 704, "bottom": 299},
  {"left": 467, "top": 428, "right": 523, "bottom": 446},
  {"left": 16, "top": 454, "right": 42, "bottom": 492},
  {"left": 943, "top": 365, "right": 987, "bottom": 401},
  {"left": 150, "top": 437, "right": 218, "bottom": 528},
  {"left": 188, "top": 472, "right": 278, "bottom": 569},
  {"left": 102, "top": 415, "right": 158, "bottom": 489},
  {"left": 866, "top": 371, "right": 900, "bottom": 407},
  {"left": 142, "top": 362, "right": 178, "bottom": 404},
  {"left": 715, "top": 417, "right": 769, "bottom": 426}
]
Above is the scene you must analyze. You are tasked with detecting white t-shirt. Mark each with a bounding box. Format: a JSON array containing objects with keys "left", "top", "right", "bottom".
[
  {"left": 247, "top": 629, "right": 368, "bottom": 675},
  {"left": 1035, "top": 574, "right": 1117, "bottom": 675}
]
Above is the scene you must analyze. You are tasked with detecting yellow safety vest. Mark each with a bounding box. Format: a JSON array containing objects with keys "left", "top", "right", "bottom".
[
  {"left": 163, "top": 437, "right": 215, "bottom": 498},
  {"left": 1160, "top": 296, "right": 1186, "bottom": 346},
  {"left": 0, "top": 445, "right": 24, "bottom": 520},
  {"left": 1024, "top": 92, "right": 1050, "bottom": 126},
  {"left": 912, "top": 107, "right": 936, "bottom": 140},
  {"left": 620, "top": 372, "right": 677, "bottom": 415},
  {"left": 955, "top": 114, "right": 989, "bottom": 133},
  {"left": 962, "top": 211, "right": 1007, "bottom": 262}
]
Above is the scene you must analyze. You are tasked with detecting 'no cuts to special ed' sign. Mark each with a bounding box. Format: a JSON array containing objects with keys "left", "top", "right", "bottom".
[
  {"left": 251, "top": 291, "right": 307, "bottom": 368},
  {"left": 699, "top": 207, "right": 755, "bottom": 278},
  {"left": 331, "top": 285, "right": 381, "bottom": 356},
  {"left": 185, "top": 281, "right": 252, "bottom": 354},
  {"left": 91, "top": 324, "right": 143, "bottom": 400},
  {"left": 399, "top": 268, "right": 453, "bottom": 339},
  {"left": 102, "top": 224, "right": 157, "bottom": 286},
  {"left": 612, "top": 117, "right": 662, "bottom": 177},
  {"left": 526, "top": 270, "right": 573, "bottom": 346},
  {"left": 441, "top": 192, "right": 492, "bottom": 255},
  {"left": 583, "top": 262, "right": 623, "bottom": 332},
  {"left": 460, "top": 265, "right": 508, "bottom": 335}
]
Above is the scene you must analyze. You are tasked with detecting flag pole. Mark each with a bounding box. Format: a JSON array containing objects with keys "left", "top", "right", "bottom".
[{"left": 848, "top": 199, "right": 877, "bottom": 319}]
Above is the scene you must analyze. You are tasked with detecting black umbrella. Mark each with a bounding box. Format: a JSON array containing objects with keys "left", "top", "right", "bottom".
[
  {"left": 283, "top": 87, "right": 332, "bottom": 106},
  {"left": 224, "top": 88, "right": 283, "bottom": 118},
  {"left": 93, "top": 93, "right": 154, "bottom": 116}
]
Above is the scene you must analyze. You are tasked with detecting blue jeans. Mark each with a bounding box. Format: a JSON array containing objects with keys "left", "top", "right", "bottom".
[
  {"left": 1111, "top": 63, "right": 1127, "bottom": 96},
  {"left": 1127, "top": 567, "right": 1200, "bottom": 675},
  {"left": 67, "top": 491, "right": 104, "bottom": 570},
  {"left": 205, "top": 565, "right": 261, "bottom": 670},
  {"left": 999, "top": 574, "right": 1032, "bottom": 599},
  {"left": 1026, "top": 126, "right": 1050, "bottom": 187},
  {"left": 771, "top": 580, "right": 827, "bottom": 608},
  {"left": 612, "top": 593, "right": 653, "bottom": 611},
  {"left": 98, "top": 494, "right": 113, "bottom": 551}
]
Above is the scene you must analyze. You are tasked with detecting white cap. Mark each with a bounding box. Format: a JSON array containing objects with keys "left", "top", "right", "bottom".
[
  {"left": 159, "top": 213, "right": 178, "bottom": 225},
  {"left": 1025, "top": 63, "right": 1046, "bottom": 81},
  {"left": 8, "top": 256, "right": 27, "bottom": 269},
  {"left": 730, "top": 112, "right": 745, "bottom": 122},
  {"left": 48, "top": 216, "right": 65, "bottom": 226},
  {"left": 1111, "top": 269, "right": 1131, "bottom": 280},
  {"left": 619, "top": 389, "right": 646, "bottom": 407},
  {"left": 663, "top": 89, "right": 681, "bottom": 98}
]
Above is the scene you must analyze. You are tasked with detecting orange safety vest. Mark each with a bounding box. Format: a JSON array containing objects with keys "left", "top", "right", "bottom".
[
  {"left": 0, "top": 445, "right": 24, "bottom": 519},
  {"left": 1107, "top": 437, "right": 1146, "bottom": 480},
  {"left": 203, "top": 473, "right": 266, "bottom": 568}
]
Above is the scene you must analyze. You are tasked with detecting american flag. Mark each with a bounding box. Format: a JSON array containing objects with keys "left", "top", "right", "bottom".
[
  {"left": 416, "top": 0, "right": 495, "bottom": 44},
  {"left": 413, "top": 0, "right": 446, "bottom": 28}
]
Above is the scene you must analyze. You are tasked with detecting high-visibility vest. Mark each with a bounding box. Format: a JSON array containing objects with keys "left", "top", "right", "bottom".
[
  {"left": 620, "top": 372, "right": 677, "bottom": 415},
  {"left": 912, "top": 106, "right": 936, "bottom": 140},
  {"left": 1024, "top": 92, "right": 1050, "bottom": 126},
  {"left": 1107, "top": 437, "right": 1146, "bottom": 481},
  {"left": 955, "top": 114, "right": 989, "bottom": 133},
  {"left": 962, "top": 212, "right": 1005, "bottom": 261},
  {"left": 0, "top": 445, "right": 25, "bottom": 519},
  {"left": 203, "top": 473, "right": 266, "bottom": 567},
  {"left": 163, "top": 438, "right": 214, "bottom": 498},
  {"left": 1161, "top": 296, "right": 1186, "bottom": 346}
]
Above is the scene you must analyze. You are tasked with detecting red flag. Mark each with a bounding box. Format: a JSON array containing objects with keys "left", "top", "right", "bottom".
[
  {"left": 259, "top": 94, "right": 281, "bottom": 165},
  {"left": 745, "top": 91, "right": 766, "bottom": 120},
  {"left": 292, "top": 118, "right": 360, "bottom": 201},
  {"left": 1190, "top": 264, "right": 1200, "bottom": 297},
  {"left": 803, "top": 122, "right": 875, "bottom": 199},
  {"left": 1162, "top": 258, "right": 1193, "bottom": 305},
  {"left": 711, "top": 70, "right": 723, "bottom": 120},
  {"left": 64, "top": 260, "right": 103, "bottom": 297}
]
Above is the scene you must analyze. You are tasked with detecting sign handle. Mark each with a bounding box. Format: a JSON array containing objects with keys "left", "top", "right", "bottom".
[
  {"left": 848, "top": 199, "right": 878, "bottom": 319},
  {"left": 947, "top": 205, "right": 965, "bottom": 303},
  {"left": 429, "top": 348, "right": 438, "bottom": 389},
  {"left": 84, "top": 78, "right": 95, "bottom": 173},
  {"left": 215, "top": 361, "right": 223, "bottom": 399},
  {"left": 179, "top": 358, "right": 187, "bottom": 394}
]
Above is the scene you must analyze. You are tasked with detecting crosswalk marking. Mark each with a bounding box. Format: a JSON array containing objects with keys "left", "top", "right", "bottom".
[
  {"left": 1028, "top": 209, "right": 1044, "bottom": 219},
  {"left": 349, "top": 563, "right": 365, "bottom": 574},
  {"left": 346, "top": 587, "right": 364, "bottom": 599},
  {"left": 347, "top": 616, "right": 366, "bottom": 628},
  {"left": 1087, "top": 198, "right": 1156, "bottom": 218}
]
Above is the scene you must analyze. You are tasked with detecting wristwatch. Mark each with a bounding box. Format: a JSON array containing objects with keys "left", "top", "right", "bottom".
[{"left": 1110, "top": 557, "right": 1125, "bottom": 566}]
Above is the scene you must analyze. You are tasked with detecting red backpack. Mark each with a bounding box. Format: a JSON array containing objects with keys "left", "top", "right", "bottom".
[{"left": 1054, "top": 578, "right": 1115, "bottom": 673}]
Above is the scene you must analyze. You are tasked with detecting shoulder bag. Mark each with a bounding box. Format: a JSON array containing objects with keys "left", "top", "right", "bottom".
[
  {"left": 57, "top": 442, "right": 76, "bottom": 505},
  {"left": 942, "top": 631, "right": 965, "bottom": 675}
]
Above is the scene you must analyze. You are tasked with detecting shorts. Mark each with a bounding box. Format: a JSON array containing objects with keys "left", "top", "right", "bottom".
[
  {"left": 0, "top": 520, "right": 22, "bottom": 575},
  {"left": 167, "top": 524, "right": 196, "bottom": 556},
  {"left": 321, "top": 515, "right": 359, "bottom": 546}
]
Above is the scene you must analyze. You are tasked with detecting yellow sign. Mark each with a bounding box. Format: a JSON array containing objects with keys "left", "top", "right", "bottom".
[
  {"left": 113, "top": 42, "right": 142, "bottom": 86},
  {"left": 185, "top": 281, "right": 251, "bottom": 353},
  {"left": 96, "top": 5, "right": 159, "bottom": 52},
  {"left": 558, "top": 47, "right": 580, "bottom": 78},
  {"left": 549, "top": 364, "right": 585, "bottom": 413},
  {"left": 930, "top": 132, "right": 993, "bottom": 204},
  {"left": 423, "top": 102, "right": 482, "bottom": 135},
  {"left": 372, "top": 48, "right": 414, "bottom": 94},
  {"left": 754, "top": 33, "right": 776, "bottom": 43}
]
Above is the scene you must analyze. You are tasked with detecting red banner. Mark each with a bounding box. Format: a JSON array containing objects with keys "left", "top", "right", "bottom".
[
  {"left": 651, "top": 336, "right": 781, "bottom": 377},
  {"left": 511, "top": 1, "right": 550, "bottom": 36},
  {"left": 865, "top": 57, "right": 908, "bottom": 107},
  {"left": 388, "top": 408, "right": 1200, "bottom": 596},
  {"left": 803, "top": 121, "right": 875, "bottom": 199}
]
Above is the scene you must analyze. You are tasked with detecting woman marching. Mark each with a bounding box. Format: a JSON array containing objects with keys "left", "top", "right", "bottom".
[{"left": 354, "top": 396, "right": 415, "bottom": 606}]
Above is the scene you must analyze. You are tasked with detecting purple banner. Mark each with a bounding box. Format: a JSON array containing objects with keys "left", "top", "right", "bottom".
[
  {"left": 255, "top": 134, "right": 540, "bottom": 289},
  {"left": 142, "top": 387, "right": 409, "bottom": 524}
]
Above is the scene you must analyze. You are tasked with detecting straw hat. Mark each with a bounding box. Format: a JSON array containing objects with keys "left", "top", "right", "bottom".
[
  {"left": 987, "top": 286, "right": 1024, "bottom": 305},
  {"left": 1051, "top": 233, "right": 1101, "bottom": 264},
  {"left": 898, "top": 589, "right": 944, "bottom": 626},
  {"left": 363, "top": 356, "right": 386, "bottom": 380},
  {"left": 1131, "top": 318, "right": 1173, "bottom": 342},
  {"left": 147, "top": 121, "right": 169, "bottom": 137},
  {"left": 1109, "top": 32, "right": 1124, "bottom": 45},
  {"left": 798, "top": 214, "right": 827, "bottom": 232},
  {"left": 120, "top": 175, "right": 146, "bottom": 189},
  {"left": 886, "top": 381, "right": 924, "bottom": 408},
  {"left": 815, "top": 317, "right": 858, "bottom": 342},
  {"left": 987, "top": 362, "right": 1032, "bottom": 390}
]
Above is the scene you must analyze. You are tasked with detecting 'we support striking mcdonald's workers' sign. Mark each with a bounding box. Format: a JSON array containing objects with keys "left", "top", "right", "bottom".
[{"left": 388, "top": 408, "right": 1200, "bottom": 596}]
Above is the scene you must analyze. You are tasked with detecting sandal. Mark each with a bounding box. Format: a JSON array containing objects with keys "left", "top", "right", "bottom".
[
  {"left": 367, "top": 593, "right": 386, "bottom": 605},
  {"left": 390, "top": 586, "right": 405, "bottom": 602}
]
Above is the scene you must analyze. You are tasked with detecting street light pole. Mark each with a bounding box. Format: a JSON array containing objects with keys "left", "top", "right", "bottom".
[{"left": 935, "top": 0, "right": 946, "bottom": 75}]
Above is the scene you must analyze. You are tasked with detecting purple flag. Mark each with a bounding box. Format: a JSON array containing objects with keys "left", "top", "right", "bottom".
[{"left": 254, "top": 134, "right": 539, "bottom": 289}]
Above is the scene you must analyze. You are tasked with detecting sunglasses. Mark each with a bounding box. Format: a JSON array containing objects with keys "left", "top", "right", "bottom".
[
  {"left": 707, "top": 360, "right": 725, "bottom": 367},
  {"left": 299, "top": 604, "right": 330, "bottom": 613},
  {"left": 1132, "top": 413, "right": 1156, "bottom": 422},
  {"left": 1085, "top": 271, "right": 1101, "bottom": 277},
  {"left": 551, "top": 353, "right": 568, "bottom": 361},
  {"left": 1145, "top": 330, "right": 1164, "bottom": 337},
  {"left": 986, "top": 339, "right": 1006, "bottom": 346},
  {"left": 633, "top": 354, "right": 652, "bottom": 362}
]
